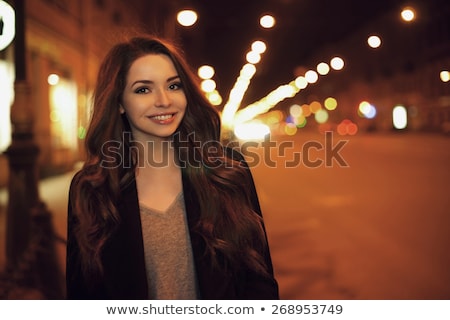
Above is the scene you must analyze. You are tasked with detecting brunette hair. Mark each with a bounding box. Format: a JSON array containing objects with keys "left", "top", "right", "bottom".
[{"left": 70, "top": 34, "right": 270, "bottom": 279}]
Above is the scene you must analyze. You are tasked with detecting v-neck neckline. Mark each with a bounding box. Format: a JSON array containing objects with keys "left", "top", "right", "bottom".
[{"left": 139, "top": 192, "right": 183, "bottom": 215}]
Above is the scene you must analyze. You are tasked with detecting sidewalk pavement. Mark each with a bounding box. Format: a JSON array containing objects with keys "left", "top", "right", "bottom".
[{"left": 0, "top": 169, "right": 76, "bottom": 298}]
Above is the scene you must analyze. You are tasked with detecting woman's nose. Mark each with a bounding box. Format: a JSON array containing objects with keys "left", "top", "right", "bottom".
[{"left": 155, "top": 90, "right": 171, "bottom": 107}]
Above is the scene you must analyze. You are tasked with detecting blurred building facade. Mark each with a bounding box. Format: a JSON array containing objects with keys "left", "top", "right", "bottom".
[{"left": 0, "top": 0, "right": 177, "bottom": 188}]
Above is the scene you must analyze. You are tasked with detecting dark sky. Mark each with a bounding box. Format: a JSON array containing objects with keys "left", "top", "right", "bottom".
[{"left": 174, "top": 0, "right": 431, "bottom": 105}]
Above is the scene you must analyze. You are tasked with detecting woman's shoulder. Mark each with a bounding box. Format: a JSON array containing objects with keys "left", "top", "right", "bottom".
[
  {"left": 69, "top": 168, "right": 87, "bottom": 187},
  {"left": 68, "top": 167, "right": 94, "bottom": 194},
  {"left": 68, "top": 169, "right": 81, "bottom": 187}
]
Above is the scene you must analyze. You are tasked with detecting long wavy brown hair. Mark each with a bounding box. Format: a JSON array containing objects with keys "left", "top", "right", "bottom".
[{"left": 70, "top": 35, "right": 270, "bottom": 279}]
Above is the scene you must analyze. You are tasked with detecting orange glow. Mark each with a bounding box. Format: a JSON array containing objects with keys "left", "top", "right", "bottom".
[
  {"left": 347, "top": 123, "right": 358, "bottom": 135},
  {"left": 337, "top": 123, "right": 347, "bottom": 136},
  {"left": 337, "top": 119, "right": 358, "bottom": 135},
  {"left": 309, "top": 101, "right": 322, "bottom": 113},
  {"left": 301, "top": 104, "right": 312, "bottom": 117}
]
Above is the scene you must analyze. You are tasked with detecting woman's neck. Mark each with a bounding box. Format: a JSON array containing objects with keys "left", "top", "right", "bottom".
[{"left": 135, "top": 137, "right": 177, "bottom": 170}]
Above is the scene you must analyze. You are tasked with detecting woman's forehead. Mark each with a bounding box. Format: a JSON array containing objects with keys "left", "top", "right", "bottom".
[{"left": 127, "top": 54, "right": 178, "bottom": 82}]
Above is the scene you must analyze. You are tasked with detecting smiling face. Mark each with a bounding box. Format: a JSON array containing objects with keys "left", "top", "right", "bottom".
[{"left": 120, "top": 54, "right": 187, "bottom": 143}]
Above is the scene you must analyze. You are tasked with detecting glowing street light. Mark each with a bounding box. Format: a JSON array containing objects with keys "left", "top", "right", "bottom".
[
  {"left": 177, "top": 9, "right": 198, "bottom": 27},
  {"left": 200, "top": 79, "right": 216, "bottom": 93},
  {"left": 246, "top": 51, "right": 261, "bottom": 64},
  {"left": 198, "top": 65, "right": 215, "bottom": 79},
  {"left": 47, "top": 73, "right": 60, "bottom": 85},
  {"left": 401, "top": 7, "right": 416, "bottom": 22},
  {"left": 316, "top": 62, "right": 330, "bottom": 75},
  {"left": 305, "top": 70, "right": 318, "bottom": 83},
  {"left": 367, "top": 35, "right": 382, "bottom": 49},
  {"left": 330, "top": 57, "right": 344, "bottom": 70},
  {"left": 440, "top": 70, "right": 450, "bottom": 83},
  {"left": 260, "top": 14, "right": 275, "bottom": 28},
  {"left": 393, "top": 105, "right": 407, "bottom": 129},
  {"left": 251, "top": 40, "right": 267, "bottom": 54}
]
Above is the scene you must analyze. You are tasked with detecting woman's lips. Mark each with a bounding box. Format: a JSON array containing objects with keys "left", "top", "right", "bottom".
[{"left": 147, "top": 112, "right": 176, "bottom": 124}]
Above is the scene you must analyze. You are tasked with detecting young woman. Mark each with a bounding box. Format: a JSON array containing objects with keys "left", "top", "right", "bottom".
[{"left": 66, "top": 35, "right": 279, "bottom": 299}]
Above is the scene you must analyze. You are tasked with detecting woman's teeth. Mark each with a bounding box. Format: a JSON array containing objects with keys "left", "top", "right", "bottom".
[{"left": 151, "top": 114, "right": 173, "bottom": 120}]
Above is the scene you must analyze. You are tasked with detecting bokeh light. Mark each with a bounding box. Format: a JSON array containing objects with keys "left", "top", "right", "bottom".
[
  {"left": 234, "top": 122, "right": 270, "bottom": 140},
  {"left": 198, "top": 65, "right": 215, "bottom": 79},
  {"left": 295, "top": 116, "right": 307, "bottom": 128},
  {"left": 305, "top": 70, "right": 319, "bottom": 83},
  {"left": 301, "top": 104, "right": 312, "bottom": 117},
  {"left": 314, "top": 109, "right": 329, "bottom": 124},
  {"left": 401, "top": 7, "right": 416, "bottom": 22},
  {"left": 330, "top": 57, "right": 344, "bottom": 70},
  {"left": 231, "top": 55, "right": 343, "bottom": 126},
  {"left": 251, "top": 40, "right": 267, "bottom": 54},
  {"left": 358, "top": 101, "right": 377, "bottom": 119},
  {"left": 324, "top": 97, "right": 337, "bottom": 110},
  {"left": 309, "top": 101, "right": 322, "bottom": 113},
  {"left": 289, "top": 104, "right": 302, "bottom": 117},
  {"left": 200, "top": 79, "right": 216, "bottom": 93},
  {"left": 393, "top": 105, "right": 408, "bottom": 129},
  {"left": 337, "top": 119, "right": 358, "bottom": 135},
  {"left": 367, "top": 35, "right": 382, "bottom": 48},
  {"left": 246, "top": 51, "right": 261, "bottom": 64},
  {"left": 78, "top": 126, "right": 87, "bottom": 139},
  {"left": 260, "top": 14, "right": 276, "bottom": 28},
  {"left": 440, "top": 70, "right": 450, "bottom": 83},
  {"left": 48, "top": 74, "right": 60, "bottom": 85},
  {"left": 177, "top": 10, "right": 198, "bottom": 27},
  {"left": 317, "top": 62, "right": 330, "bottom": 75},
  {"left": 294, "top": 76, "right": 308, "bottom": 89},
  {"left": 206, "top": 90, "right": 222, "bottom": 106},
  {"left": 284, "top": 123, "right": 297, "bottom": 136}
]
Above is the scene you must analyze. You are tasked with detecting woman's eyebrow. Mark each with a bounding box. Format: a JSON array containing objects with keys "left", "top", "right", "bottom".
[{"left": 130, "top": 75, "right": 180, "bottom": 87}]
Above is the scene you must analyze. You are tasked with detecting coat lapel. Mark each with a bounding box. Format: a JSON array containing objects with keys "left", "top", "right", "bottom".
[
  {"left": 181, "top": 171, "right": 235, "bottom": 299},
  {"left": 102, "top": 179, "right": 148, "bottom": 299}
]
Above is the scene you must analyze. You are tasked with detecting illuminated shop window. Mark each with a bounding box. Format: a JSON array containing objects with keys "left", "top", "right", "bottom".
[
  {"left": 0, "top": 60, "right": 14, "bottom": 152},
  {"left": 49, "top": 77, "right": 78, "bottom": 149}
]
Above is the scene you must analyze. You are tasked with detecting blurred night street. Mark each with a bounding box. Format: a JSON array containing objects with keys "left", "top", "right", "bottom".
[
  {"left": 0, "top": 0, "right": 449, "bottom": 305},
  {"left": 1, "top": 131, "right": 449, "bottom": 299},
  {"left": 252, "top": 131, "right": 450, "bottom": 299}
]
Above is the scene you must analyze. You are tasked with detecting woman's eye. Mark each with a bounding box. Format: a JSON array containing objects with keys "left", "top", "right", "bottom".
[
  {"left": 168, "top": 82, "right": 183, "bottom": 90},
  {"left": 135, "top": 87, "right": 149, "bottom": 94}
]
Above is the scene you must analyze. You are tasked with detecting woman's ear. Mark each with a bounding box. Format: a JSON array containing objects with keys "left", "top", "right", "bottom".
[{"left": 119, "top": 104, "right": 125, "bottom": 114}]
